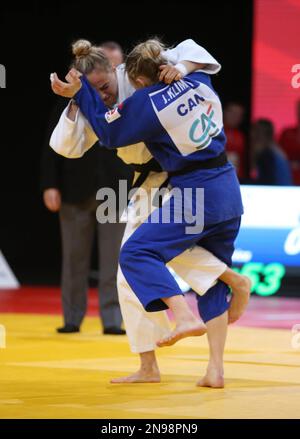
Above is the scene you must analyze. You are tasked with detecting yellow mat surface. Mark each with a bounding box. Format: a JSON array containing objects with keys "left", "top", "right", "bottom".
[{"left": 0, "top": 313, "right": 299, "bottom": 419}]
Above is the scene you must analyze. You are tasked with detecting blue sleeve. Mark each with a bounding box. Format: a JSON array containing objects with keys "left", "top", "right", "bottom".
[{"left": 74, "top": 76, "right": 161, "bottom": 149}]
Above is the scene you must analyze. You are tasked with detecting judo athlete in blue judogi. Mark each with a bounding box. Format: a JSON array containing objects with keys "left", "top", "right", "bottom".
[{"left": 51, "top": 39, "right": 247, "bottom": 387}]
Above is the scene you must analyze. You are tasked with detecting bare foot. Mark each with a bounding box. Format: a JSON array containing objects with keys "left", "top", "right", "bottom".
[
  {"left": 196, "top": 369, "right": 224, "bottom": 388},
  {"left": 110, "top": 369, "right": 161, "bottom": 384},
  {"left": 228, "top": 275, "right": 251, "bottom": 324},
  {"left": 156, "top": 321, "right": 207, "bottom": 347}
]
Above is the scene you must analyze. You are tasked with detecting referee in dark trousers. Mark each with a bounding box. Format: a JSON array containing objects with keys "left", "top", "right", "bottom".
[{"left": 40, "top": 97, "right": 133, "bottom": 334}]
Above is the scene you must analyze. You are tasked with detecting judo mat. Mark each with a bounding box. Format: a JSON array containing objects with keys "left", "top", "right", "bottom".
[{"left": 1, "top": 288, "right": 300, "bottom": 419}]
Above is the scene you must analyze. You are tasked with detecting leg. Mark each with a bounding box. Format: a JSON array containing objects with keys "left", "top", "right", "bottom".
[
  {"left": 196, "top": 281, "right": 230, "bottom": 388},
  {"left": 97, "top": 220, "right": 125, "bottom": 331},
  {"left": 111, "top": 235, "right": 171, "bottom": 383},
  {"left": 117, "top": 264, "right": 171, "bottom": 353},
  {"left": 195, "top": 217, "right": 242, "bottom": 387},
  {"left": 59, "top": 200, "right": 96, "bottom": 328},
  {"left": 111, "top": 350, "right": 161, "bottom": 383},
  {"left": 220, "top": 267, "right": 251, "bottom": 323},
  {"left": 110, "top": 174, "right": 171, "bottom": 382},
  {"left": 157, "top": 295, "right": 206, "bottom": 347},
  {"left": 197, "top": 310, "right": 227, "bottom": 388},
  {"left": 168, "top": 246, "right": 250, "bottom": 323}
]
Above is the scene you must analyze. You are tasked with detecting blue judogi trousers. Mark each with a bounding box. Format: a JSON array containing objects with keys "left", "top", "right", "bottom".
[{"left": 119, "top": 193, "right": 241, "bottom": 322}]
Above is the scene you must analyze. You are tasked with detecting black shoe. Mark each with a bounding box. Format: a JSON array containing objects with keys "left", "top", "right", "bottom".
[
  {"left": 56, "top": 324, "right": 80, "bottom": 333},
  {"left": 103, "top": 326, "right": 126, "bottom": 335}
]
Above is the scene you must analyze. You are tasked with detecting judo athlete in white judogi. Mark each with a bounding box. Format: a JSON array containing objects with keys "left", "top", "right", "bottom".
[{"left": 51, "top": 39, "right": 250, "bottom": 387}]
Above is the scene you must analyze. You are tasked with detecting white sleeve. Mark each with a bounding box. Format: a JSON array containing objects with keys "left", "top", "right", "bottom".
[
  {"left": 49, "top": 101, "right": 98, "bottom": 158},
  {"left": 163, "top": 39, "right": 221, "bottom": 75}
]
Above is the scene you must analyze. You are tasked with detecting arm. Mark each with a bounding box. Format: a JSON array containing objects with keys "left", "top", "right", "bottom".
[
  {"left": 163, "top": 39, "right": 221, "bottom": 75},
  {"left": 40, "top": 98, "right": 66, "bottom": 211},
  {"left": 40, "top": 97, "right": 65, "bottom": 191},
  {"left": 159, "top": 60, "right": 206, "bottom": 83},
  {"left": 73, "top": 76, "right": 160, "bottom": 149},
  {"left": 49, "top": 100, "right": 98, "bottom": 158}
]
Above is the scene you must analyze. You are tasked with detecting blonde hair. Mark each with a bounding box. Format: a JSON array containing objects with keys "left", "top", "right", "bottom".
[
  {"left": 71, "top": 39, "right": 112, "bottom": 74},
  {"left": 125, "top": 38, "right": 168, "bottom": 84}
]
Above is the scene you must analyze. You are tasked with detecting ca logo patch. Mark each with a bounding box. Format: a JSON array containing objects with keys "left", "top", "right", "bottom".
[
  {"left": 105, "top": 107, "right": 121, "bottom": 123},
  {"left": 189, "top": 104, "right": 220, "bottom": 150}
]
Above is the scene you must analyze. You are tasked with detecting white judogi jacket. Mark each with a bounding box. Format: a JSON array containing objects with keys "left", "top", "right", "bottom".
[{"left": 50, "top": 39, "right": 221, "bottom": 165}]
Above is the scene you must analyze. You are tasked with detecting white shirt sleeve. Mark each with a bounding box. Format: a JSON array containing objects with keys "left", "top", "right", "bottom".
[
  {"left": 49, "top": 101, "right": 98, "bottom": 158},
  {"left": 163, "top": 39, "right": 221, "bottom": 75}
]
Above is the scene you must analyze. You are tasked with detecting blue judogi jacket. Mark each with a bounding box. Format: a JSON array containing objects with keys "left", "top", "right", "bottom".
[{"left": 74, "top": 73, "right": 243, "bottom": 225}]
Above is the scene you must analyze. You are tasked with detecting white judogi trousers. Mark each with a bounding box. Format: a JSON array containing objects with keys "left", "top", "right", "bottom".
[{"left": 117, "top": 171, "right": 226, "bottom": 353}]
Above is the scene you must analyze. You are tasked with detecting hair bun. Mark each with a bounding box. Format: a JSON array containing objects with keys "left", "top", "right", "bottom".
[{"left": 72, "top": 39, "right": 92, "bottom": 57}]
